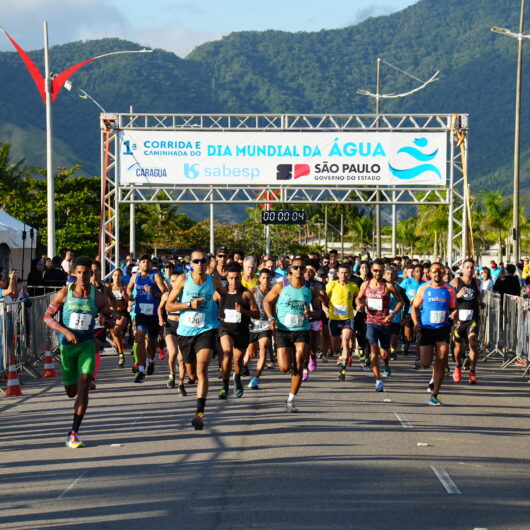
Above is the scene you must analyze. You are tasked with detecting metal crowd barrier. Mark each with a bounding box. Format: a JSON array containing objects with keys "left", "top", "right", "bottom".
[{"left": 481, "top": 290, "right": 530, "bottom": 377}]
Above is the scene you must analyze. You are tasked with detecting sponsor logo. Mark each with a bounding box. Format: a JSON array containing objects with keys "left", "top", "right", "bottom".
[
  {"left": 388, "top": 137, "right": 442, "bottom": 180},
  {"left": 184, "top": 163, "right": 200, "bottom": 180},
  {"left": 276, "top": 164, "right": 310, "bottom": 181}
]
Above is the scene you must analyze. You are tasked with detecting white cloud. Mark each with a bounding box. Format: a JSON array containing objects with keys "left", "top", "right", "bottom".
[
  {"left": 348, "top": 5, "right": 396, "bottom": 26},
  {"left": 0, "top": 0, "right": 223, "bottom": 57}
]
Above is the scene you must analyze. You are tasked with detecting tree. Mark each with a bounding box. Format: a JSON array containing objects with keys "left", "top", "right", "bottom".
[{"left": 479, "top": 190, "right": 512, "bottom": 264}]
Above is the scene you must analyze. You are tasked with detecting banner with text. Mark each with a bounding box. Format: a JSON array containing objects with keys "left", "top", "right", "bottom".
[{"left": 117, "top": 131, "right": 448, "bottom": 187}]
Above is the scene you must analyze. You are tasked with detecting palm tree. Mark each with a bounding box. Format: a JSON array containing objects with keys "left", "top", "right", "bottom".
[
  {"left": 0, "top": 142, "right": 30, "bottom": 210},
  {"left": 415, "top": 204, "right": 449, "bottom": 259},
  {"left": 350, "top": 214, "right": 373, "bottom": 252},
  {"left": 479, "top": 190, "right": 512, "bottom": 264}
]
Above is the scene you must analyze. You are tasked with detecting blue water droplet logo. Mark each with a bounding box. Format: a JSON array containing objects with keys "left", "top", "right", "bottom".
[{"left": 389, "top": 137, "right": 442, "bottom": 180}]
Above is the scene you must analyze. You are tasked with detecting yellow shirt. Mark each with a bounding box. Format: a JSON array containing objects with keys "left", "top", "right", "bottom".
[
  {"left": 241, "top": 274, "right": 258, "bottom": 290},
  {"left": 522, "top": 263, "right": 530, "bottom": 279},
  {"left": 326, "top": 280, "right": 359, "bottom": 320}
]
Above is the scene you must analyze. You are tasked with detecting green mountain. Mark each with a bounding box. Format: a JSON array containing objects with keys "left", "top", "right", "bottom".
[{"left": 1, "top": 0, "right": 530, "bottom": 219}]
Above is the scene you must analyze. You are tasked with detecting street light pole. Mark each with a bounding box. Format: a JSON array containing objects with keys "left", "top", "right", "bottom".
[
  {"left": 492, "top": 1, "right": 529, "bottom": 264},
  {"left": 44, "top": 22, "right": 55, "bottom": 258}
]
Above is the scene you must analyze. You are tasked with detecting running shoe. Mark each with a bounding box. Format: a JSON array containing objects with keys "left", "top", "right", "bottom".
[
  {"left": 159, "top": 348, "right": 166, "bottom": 360},
  {"left": 427, "top": 377, "right": 435, "bottom": 393},
  {"left": 267, "top": 362, "right": 275, "bottom": 369},
  {"left": 320, "top": 354, "right": 328, "bottom": 364},
  {"left": 382, "top": 367, "right": 392, "bottom": 378},
  {"left": 248, "top": 377, "right": 260, "bottom": 389},
  {"left": 413, "top": 359, "right": 421, "bottom": 370},
  {"left": 453, "top": 366, "right": 462, "bottom": 383},
  {"left": 364, "top": 357, "right": 371, "bottom": 367},
  {"left": 285, "top": 401, "right": 298, "bottom": 413},
  {"left": 302, "top": 369, "right": 309, "bottom": 381},
  {"left": 66, "top": 431, "right": 85, "bottom": 448},
  {"left": 146, "top": 361, "right": 155, "bottom": 376},
  {"left": 167, "top": 376, "right": 175, "bottom": 389},
  {"left": 336, "top": 355, "right": 343, "bottom": 365},
  {"left": 89, "top": 379, "right": 97, "bottom": 391},
  {"left": 337, "top": 370, "right": 346, "bottom": 381},
  {"left": 235, "top": 383, "right": 244, "bottom": 398},
  {"left": 375, "top": 379, "right": 384, "bottom": 392},
  {"left": 118, "top": 354, "right": 125, "bottom": 368},
  {"left": 390, "top": 347, "right": 397, "bottom": 361},
  {"left": 178, "top": 384, "right": 187, "bottom": 396},
  {"left": 134, "top": 371, "right": 145, "bottom": 383},
  {"left": 218, "top": 389, "right": 228, "bottom": 400},
  {"left": 428, "top": 395, "right": 443, "bottom": 406},
  {"left": 308, "top": 356, "right": 317, "bottom": 372},
  {"left": 463, "top": 357, "right": 471, "bottom": 371},
  {"left": 515, "top": 360, "right": 527, "bottom": 367},
  {"left": 132, "top": 363, "right": 139, "bottom": 374},
  {"left": 241, "top": 366, "right": 250, "bottom": 377},
  {"left": 191, "top": 413, "right": 204, "bottom": 430},
  {"left": 468, "top": 372, "right": 478, "bottom": 385},
  {"left": 346, "top": 355, "right": 353, "bottom": 368},
  {"left": 358, "top": 354, "right": 367, "bottom": 363},
  {"left": 317, "top": 351, "right": 324, "bottom": 359},
  {"left": 327, "top": 351, "right": 334, "bottom": 359}
]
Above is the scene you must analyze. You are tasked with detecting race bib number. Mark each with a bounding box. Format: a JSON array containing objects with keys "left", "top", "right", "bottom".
[
  {"left": 139, "top": 303, "right": 154, "bottom": 316},
  {"left": 334, "top": 304, "right": 349, "bottom": 317},
  {"left": 367, "top": 298, "right": 383, "bottom": 311},
  {"left": 68, "top": 312, "right": 92, "bottom": 331},
  {"left": 224, "top": 309, "right": 242, "bottom": 324},
  {"left": 430, "top": 310, "right": 446, "bottom": 324},
  {"left": 252, "top": 319, "right": 269, "bottom": 331},
  {"left": 112, "top": 290, "right": 123, "bottom": 301},
  {"left": 459, "top": 309, "right": 474, "bottom": 321},
  {"left": 283, "top": 313, "right": 305, "bottom": 328},
  {"left": 182, "top": 311, "right": 205, "bottom": 329}
]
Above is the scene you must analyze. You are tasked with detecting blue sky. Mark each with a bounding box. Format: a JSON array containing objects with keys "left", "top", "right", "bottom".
[{"left": 1, "top": 0, "right": 417, "bottom": 56}]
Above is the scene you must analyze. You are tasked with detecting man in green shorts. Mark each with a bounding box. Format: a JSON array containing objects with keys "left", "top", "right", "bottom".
[{"left": 44, "top": 256, "right": 111, "bottom": 448}]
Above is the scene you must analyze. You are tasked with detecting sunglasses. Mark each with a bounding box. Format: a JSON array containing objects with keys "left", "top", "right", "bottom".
[
  {"left": 217, "top": 254, "right": 227, "bottom": 258},
  {"left": 291, "top": 265, "right": 306, "bottom": 271},
  {"left": 192, "top": 258, "right": 208, "bottom": 264},
  {"left": 372, "top": 268, "right": 383, "bottom": 273},
  {"left": 430, "top": 268, "right": 443, "bottom": 273}
]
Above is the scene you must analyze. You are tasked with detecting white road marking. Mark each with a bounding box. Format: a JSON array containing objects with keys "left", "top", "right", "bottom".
[
  {"left": 430, "top": 466, "right": 462, "bottom": 494},
  {"left": 57, "top": 470, "right": 87, "bottom": 499},
  {"left": 393, "top": 412, "right": 413, "bottom": 428}
]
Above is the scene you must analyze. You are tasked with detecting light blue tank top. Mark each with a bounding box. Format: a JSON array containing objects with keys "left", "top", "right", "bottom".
[
  {"left": 59, "top": 284, "right": 98, "bottom": 345},
  {"left": 177, "top": 273, "right": 220, "bottom": 336},
  {"left": 277, "top": 279, "right": 312, "bottom": 331}
]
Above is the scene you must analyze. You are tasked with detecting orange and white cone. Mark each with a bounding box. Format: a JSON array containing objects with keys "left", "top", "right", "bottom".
[
  {"left": 5, "top": 354, "right": 23, "bottom": 397},
  {"left": 42, "top": 348, "right": 57, "bottom": 378}
]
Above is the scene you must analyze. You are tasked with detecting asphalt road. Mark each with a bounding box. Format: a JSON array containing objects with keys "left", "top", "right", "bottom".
[{"left": 1, "top": 350, "right": 529, "bottom": 530}]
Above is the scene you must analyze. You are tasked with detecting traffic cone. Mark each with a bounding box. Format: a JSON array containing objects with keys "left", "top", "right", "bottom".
[
  {"left": 42, "top": 348, "right": 57, "bottom": 378},
  {"left": 6, "top": 354, "right": 23, "bottom": 397}
]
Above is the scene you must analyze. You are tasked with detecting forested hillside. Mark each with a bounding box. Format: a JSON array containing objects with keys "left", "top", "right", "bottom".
[{"left": 1, "top": 0, "right": 530, "bottom": 218}]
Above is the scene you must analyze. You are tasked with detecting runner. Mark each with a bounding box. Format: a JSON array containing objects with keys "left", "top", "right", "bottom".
[
  {"left": 450, "top": 259, "right": 483, "bottom": 384},
  {"left": 324, "top": 262, "right": 358, "bottom": 381},
  {"left": 383, "top": 266, "right": 409, "bottom": 361},
  {"left": 158, "top": 271, "right": 187, "bottom": 395},
  {"left": 90, "top": 261, "right": 116, "bottom": 390},
  {"left": 218, "top": 264, "right": 259, "bottom": 399},
  {"left": 263, "top": 258, "right": 321, "bottom": 412},
  {"left": 304, "top": 263, "right": 327, "bottom": 378},
  {"left": 411, "top": 262, "right": 457, "bottom": 406},
  {"left": 355, "top": 259, "right": 404, "bottom": 392},
  {"left": 246, "top": 268, "right": 273, "bottom": 389},
  {"left": 127, "top": 255, "right": 168, "bottom": 382},
  {"left": 399, "top": 264, "right": 425, "bottom": 365},
  {"left": 166, "top": 249, "right": 225, "bottom": 429},
  {"left": 352, "top": 261, "right": 370, "bottom": 364},
  {"left": 43, "top": 256, "right": 111, "bottom": 448},
  {"left": 212, "top": 246, "right": 230, "bottom": 289},
  {"left": 109, "top": 268, "right": 130, "bottom": 368}
]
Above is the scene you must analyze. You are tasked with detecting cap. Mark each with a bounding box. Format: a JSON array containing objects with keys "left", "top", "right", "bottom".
[
  {"left": 131, "top": 265, "right": 139, "bottom": 273},
  {"left": 216, "top": 246, "right": 228, "bottom": 255}
]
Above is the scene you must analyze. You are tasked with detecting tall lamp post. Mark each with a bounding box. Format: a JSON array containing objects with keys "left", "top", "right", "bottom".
[
  {"left": 358, "top": 58, "right": 439, "bottom": 257},
  {"left": 1, "top": 23, "right": 152, "bottom": 258},
  {"left": 492, "top": 0, "right": 528, "bottom": 263}
]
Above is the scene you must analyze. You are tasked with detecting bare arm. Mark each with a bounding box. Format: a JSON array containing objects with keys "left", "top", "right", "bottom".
[
  {"left": 385, "top": 283, "right": 404, "bottom": 323},
  {"left": 126, "top": 273, "right": 137, "bottom": 299},
  {"left": 355, "top": 281, "right": 367, "bottom": 311},
  {"left": 43, "top": 287, "right": 78, "bottom": 343},
  {"left": 309, "top": 284, "right": 321, "bottom": 320},
  {"left": 241, "top": 290, "right": 260, "bottom": 319},
  {"left": 263, "top": 282, "right": 283, "bottom": 332}
]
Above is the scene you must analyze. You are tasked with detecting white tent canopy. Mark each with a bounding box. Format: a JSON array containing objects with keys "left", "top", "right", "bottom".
[{"left": 0, "top": 210, "right": 38, "bottom": 278}]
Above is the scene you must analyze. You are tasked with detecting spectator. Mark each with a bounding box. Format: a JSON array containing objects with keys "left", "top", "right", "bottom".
[
  {"left": 480, "top": 267, "right": 494, "bottom": 292},
  {"left": 43, "top": 256, "right": 68, "bottom": 288},
  {"left": 493, "top": 264, "right": 521, "bottom": 297},
  {"left": 27, "top": 259, "right": 45, "bottom": 296},
  {"left": 61, "top": 249, "right": 75, "bottom": 277}
]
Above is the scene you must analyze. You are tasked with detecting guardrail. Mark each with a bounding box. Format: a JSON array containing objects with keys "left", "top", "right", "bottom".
[{"left": 1, "top": 288, "right": 529, "bottom": 383}]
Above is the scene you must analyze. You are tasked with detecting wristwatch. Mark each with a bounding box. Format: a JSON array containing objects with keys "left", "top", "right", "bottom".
[
  {"left": 268, "top": 316, "right": 276, "bottom": 322},
  {"left": 187, "top": 301, "right": 192, "bottom": 308}
]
